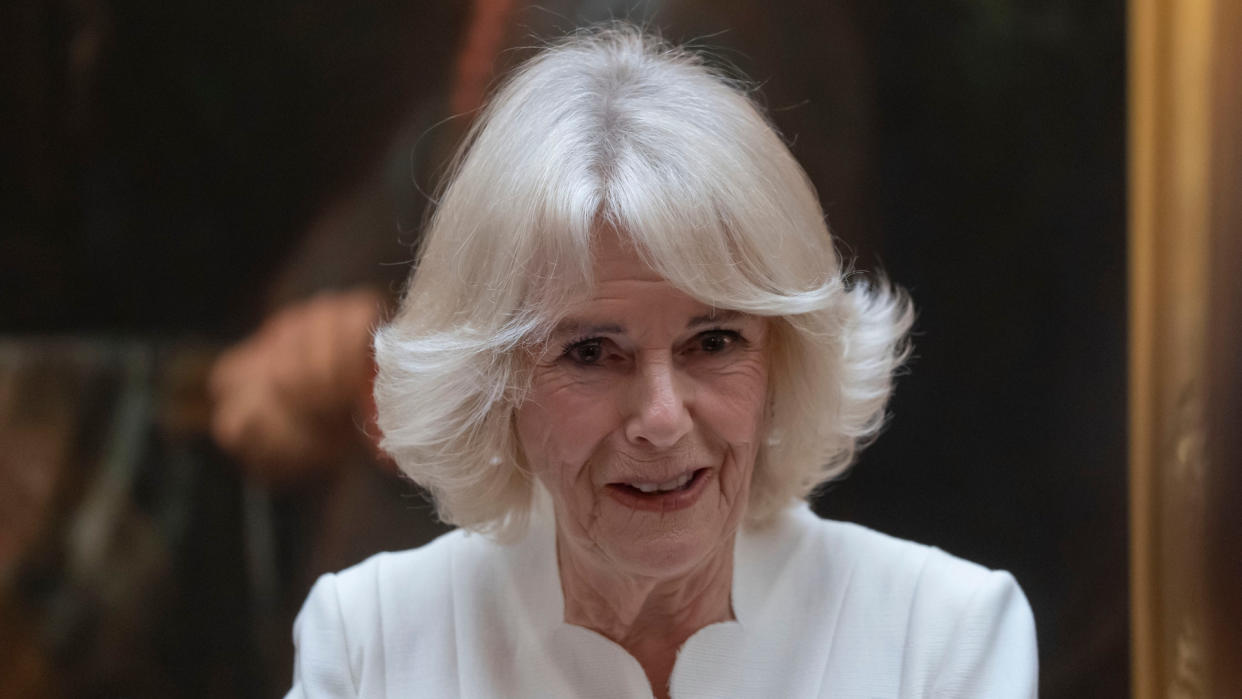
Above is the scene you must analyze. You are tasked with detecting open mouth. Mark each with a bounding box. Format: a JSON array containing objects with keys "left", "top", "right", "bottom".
[
  {"left": 605, "top": 468, "right": 710, "bottom": 511},
  {"left": 619, "top": 468, "right": 700, "bottom": 494}
]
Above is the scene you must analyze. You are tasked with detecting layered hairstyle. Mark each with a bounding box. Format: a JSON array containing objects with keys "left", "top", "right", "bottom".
[{"left": 373, "top": 24, "right": 913, "bottom": 540}]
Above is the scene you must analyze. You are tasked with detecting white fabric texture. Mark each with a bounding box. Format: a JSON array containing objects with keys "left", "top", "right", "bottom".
[{"left": 285, "top": 499, "right": 1038, "bottom": 698}]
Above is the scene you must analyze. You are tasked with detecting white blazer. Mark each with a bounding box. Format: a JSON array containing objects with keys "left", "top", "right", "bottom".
[{"left": 286, "top": 499, "right": 1038, "bottom": 698}]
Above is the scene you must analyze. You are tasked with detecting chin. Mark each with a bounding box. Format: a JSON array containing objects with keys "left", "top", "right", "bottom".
[{"left": 599, "top": 517, "right": 729, "bottom": 579}]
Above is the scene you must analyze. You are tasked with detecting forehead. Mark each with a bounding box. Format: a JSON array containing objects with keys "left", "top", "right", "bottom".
[
  {"left": 547, "top": 232, "right": 761, "bottom": 339},
  {"left": 590, "top": 229, "right": 663, "bottom": 284}
]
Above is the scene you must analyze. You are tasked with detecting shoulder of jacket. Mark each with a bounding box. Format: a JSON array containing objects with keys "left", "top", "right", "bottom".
[
  {"left": 790, "top": 510, "right": 1019, "bottom": 609},
  {"left": 326, "top": 528, "right": 468, "bottom": 618},
  {"left": 803, "top": 514, "right": 1033, "bottom": 648}
]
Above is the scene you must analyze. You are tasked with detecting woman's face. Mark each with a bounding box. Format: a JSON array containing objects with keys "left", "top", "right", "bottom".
[{"left": 516, "top": 235, "right": 770, "bottom": 580}]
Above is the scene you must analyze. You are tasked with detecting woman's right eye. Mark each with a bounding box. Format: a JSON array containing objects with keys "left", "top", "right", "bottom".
[{"left": 562, "top": 338, "right": 607, "bottom": 365}]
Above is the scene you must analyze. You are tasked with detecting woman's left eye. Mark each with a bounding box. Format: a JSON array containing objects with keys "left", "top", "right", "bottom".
[{"left": 692, "top": 329, "right": 743, "bottom": 355}]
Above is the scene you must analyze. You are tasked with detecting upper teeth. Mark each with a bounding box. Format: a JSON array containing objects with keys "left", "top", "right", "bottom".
[{"left": 630, "top": 472, "right": 694, "bottom": 493}]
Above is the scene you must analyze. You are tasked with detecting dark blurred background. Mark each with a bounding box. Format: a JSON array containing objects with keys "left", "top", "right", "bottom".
[{"left": 1, "top": 1, "right": 1127, "bottom": 697}]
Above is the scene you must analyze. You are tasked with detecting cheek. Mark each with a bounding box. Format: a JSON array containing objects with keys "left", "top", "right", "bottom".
[
  {"left": 699, "top": 363, "right": 770, "bottom": 444},
  {"left": 515, "top": 374, "right": 620, "bottom": 475},
  {"left": 697, "top": 367, "right": 768, "bottom": 507}
]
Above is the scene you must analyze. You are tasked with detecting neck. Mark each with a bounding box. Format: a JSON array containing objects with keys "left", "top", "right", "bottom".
[{"left": 556, "top": 534, "right": 736, "bottom": 698}]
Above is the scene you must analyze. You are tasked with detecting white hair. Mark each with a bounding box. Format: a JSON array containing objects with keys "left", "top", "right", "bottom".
[{"left": 373, "top": 24, "right": 913, "bottom": 540}]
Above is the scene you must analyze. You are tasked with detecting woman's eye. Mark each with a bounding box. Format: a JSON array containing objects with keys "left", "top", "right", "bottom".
[
  {"left": 695, "top": 330, "right": 742, "bottom": 355},
  {"left": 563, "top": 339, "right": 606, "bottom": 365}
]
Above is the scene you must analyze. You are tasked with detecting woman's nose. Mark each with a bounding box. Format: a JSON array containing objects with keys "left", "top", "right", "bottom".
[{"left": 623, "top": 355, "right": 693, "bottom": 449}]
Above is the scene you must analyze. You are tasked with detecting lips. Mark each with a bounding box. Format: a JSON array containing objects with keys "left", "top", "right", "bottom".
[
  {"left": 624, "top": 470, "right": 695, "bottom": 493},
  {"left": 605, "top": 467, "right": 711, "bottom": 512}
]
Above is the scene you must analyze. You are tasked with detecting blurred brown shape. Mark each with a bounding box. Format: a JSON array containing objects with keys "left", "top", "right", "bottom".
[
  {"left": 1128, "top": 0, "right": 1242, "bottom": 695},
  {"left": 452, "top": 0, "right": 519, "bottom": 117},
  {"left": 1203, "top": 0, "right": 1242, "bottom": 692},
  {"left": 208, "top": 288, "right": 387, "bottom": 485},
  {"left": 0, "top": 345, "right": 75, "bottom": 578},
  {"left": 0, "top": 342, "right": 181, "bottom": 696}
]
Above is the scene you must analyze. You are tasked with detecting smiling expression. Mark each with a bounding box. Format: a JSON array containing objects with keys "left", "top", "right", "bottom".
[{"left": 515, "top": 235, "right": 770, "bottom": 580}]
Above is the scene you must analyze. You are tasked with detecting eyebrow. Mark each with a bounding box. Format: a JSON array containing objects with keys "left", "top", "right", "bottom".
[
  {"left": 552, "top": 309, "right": 742, "bottom": 337},
  {"left": 551, "top": 319, "right": 625, "bottom": 337},
  {"left": 687, "top": 309, "right": 741, "bottom": 328}
]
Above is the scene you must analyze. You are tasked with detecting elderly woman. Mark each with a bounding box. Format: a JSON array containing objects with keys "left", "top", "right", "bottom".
[{"left": 287, "top": 25, "right": 1037, "bottom": 699}]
